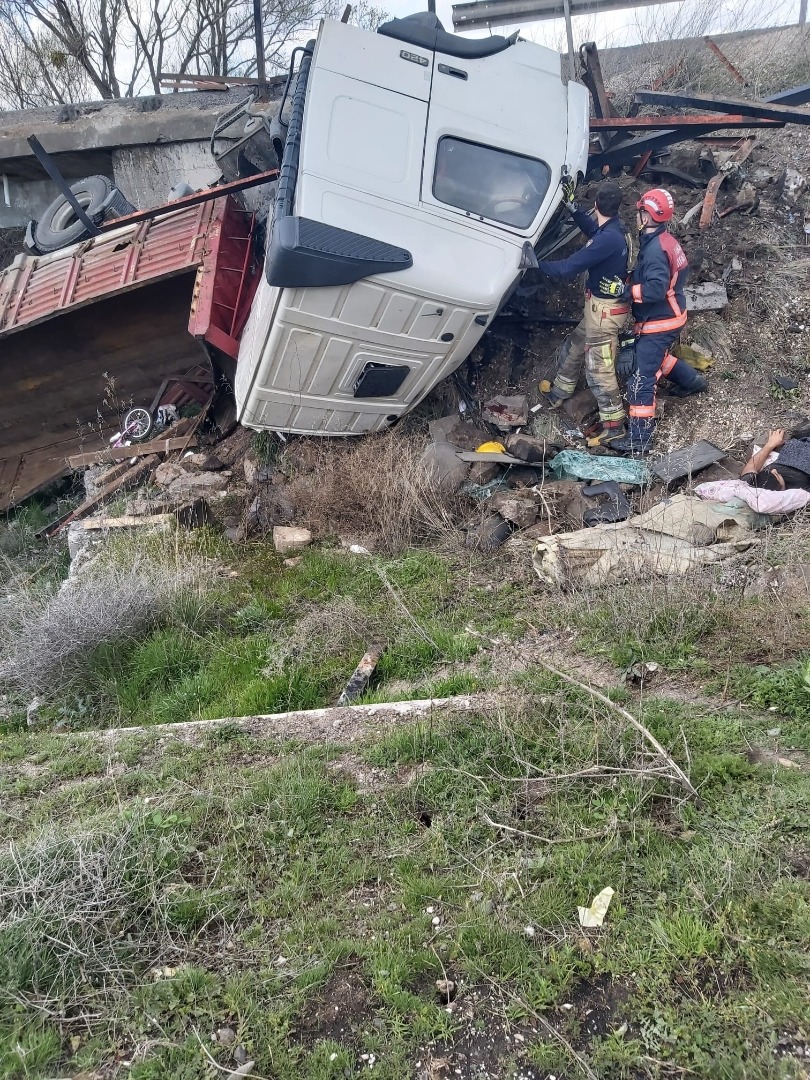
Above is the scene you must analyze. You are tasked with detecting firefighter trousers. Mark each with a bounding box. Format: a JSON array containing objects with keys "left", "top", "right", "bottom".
[
  {"left": 552, "top": 295, "right": 629, "bottom": 425},
  {"left": 625, "top": 328, "right": 704, "bottom": 444}
]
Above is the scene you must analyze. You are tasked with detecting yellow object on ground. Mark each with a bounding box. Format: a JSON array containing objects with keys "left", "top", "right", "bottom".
[
  {"left": 672, "top": 343, "right": 714, "bottom": 371},
  {"left": 476, "top": 441, "right": 506, "bottom": 454}
]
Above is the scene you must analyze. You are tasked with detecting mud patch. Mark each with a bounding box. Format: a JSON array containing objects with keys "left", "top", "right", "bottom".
[
  {"left": 567, "top": 972, "right": 632, "bottom": 1040},
  {"left": 297, "top": 962, "right": 370, "bottom": 1046},
  {"left": 417, "top": 985, "right": 545, "bottom": 1080}
]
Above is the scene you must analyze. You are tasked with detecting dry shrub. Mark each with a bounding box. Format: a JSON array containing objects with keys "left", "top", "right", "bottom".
[
  {"left": 0, "top": 811, "right": 186, "bottom": 1009},
  {"left": 264, "top": 595, "right": 385, "bottom": 674},
  {"left": 286, "top": 430, "right": 467, "bottom": 553},
  {"left": 0, "top": 548, "right": 207, "bottom": 700}
]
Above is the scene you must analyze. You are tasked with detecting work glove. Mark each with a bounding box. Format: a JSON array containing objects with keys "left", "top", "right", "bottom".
[
  {"left": 616, "top": 341, "right": 637, "bottom": 381},
  {"left": 599, "top": 276, "right": 628, "bottom": 299},
  {"left": 561, "top": 175, "right": 578, "bottom": 211}
]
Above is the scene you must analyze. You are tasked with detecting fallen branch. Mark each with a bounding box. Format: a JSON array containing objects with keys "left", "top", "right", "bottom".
[
  {"left": 534, "top": 656, "right": 701, "bottom": 802},
  {"left": 465, "top": 628, "right": 701, "bottom": 803},
  {"left": 481, "top": 812, "right": 617, "bottom": 845}
]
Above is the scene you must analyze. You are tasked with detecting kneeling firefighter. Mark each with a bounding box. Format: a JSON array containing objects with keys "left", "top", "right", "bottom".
[
  {"left": 536, "top": 179, "right": 630, "bottom": 446},
  {"left": 602, "top": 188, "right": 706, "bottom": 455}
]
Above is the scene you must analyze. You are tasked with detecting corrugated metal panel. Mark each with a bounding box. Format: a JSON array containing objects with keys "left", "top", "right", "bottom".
[{"left": 0, "top": 200, "right": 222, "bottom": 338}]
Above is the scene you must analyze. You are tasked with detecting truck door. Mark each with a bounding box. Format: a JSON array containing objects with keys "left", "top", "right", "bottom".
[{"left": 420, "top": 42, "right": 567, "bottom": 236}]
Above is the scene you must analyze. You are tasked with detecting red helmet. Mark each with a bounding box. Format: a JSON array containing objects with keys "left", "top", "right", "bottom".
[{"left": 636, "top": 188, "right": 674, "bottom": 223}]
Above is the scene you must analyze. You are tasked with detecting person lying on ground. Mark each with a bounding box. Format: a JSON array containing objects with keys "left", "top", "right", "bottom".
[{"left": 741, "top": 428, "right": 810, "bottom": 490}]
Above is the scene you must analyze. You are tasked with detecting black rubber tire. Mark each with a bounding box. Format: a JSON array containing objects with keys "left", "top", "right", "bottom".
[{"left": 33, "top": 175, "right": 113, "bottom": 253}]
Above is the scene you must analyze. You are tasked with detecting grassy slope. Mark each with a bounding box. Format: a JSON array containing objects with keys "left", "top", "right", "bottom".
[{"left": 1, "top": 528, "right": 809, "bottom": 1079}]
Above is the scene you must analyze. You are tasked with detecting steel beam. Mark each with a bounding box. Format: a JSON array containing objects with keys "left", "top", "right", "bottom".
[
  {"left": 767, "top": 83, "right": 810, "bottom": 106},
  {"left": 452, "top": 0, "right": 678, "bottom": 30},
  {"left": 93, "top": 169, "right": 279, "bottom": 234},
  {"left": 634, "top": 88, "right": 810, "bottom": 125},
  {"left": 27, "top": 136, "right": 101, "bottom": 237},
  {"left": 590, "top": 114, "right": 781, "bottom": 128}
]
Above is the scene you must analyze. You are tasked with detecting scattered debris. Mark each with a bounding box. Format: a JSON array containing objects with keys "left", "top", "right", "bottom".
[
  {"left": 581, "top": 481, "right": 631, "bottom": 526},
  {"left": 651, "top": 441, "right": 726, "bottom": 485},
  {"left": 273, "top": 526, "right": 312, "bottom": 553},
  {"left": 549, "top": 450, "right": 649, "bottom": 485},
  {"left": 533, "top": 494, "right": 760, "bottom": 588},
  {"left": 337, "top": 643, "right": 385, "bottom": 706},
  {"left": 624, "top": 660, "right": 659, "bottom": 686},
  {"left": 746, "top": 747, "right": 801, "bottom": 769},
  {"left": 771, "top": 374, "right": 800, "bottom": 392},
  {"left": 578, "top": 887, "right": 615, "bottom": 927},
  {"left": 465, "top": 514, "right": 513, "bottom": 552},
  {"left": 489, "top": 490, "right": 540, "bottom": 529},
  {"left": 683, "top": 282, "right": 728, "bottom": 311},
  {"left": 482, "top": 394, "right": 529, "bottom": 429}
]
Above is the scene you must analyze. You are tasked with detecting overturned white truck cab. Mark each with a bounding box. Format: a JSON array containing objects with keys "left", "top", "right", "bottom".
[{"left": 235, "top": 12, "right": 589, "bottom": 435}]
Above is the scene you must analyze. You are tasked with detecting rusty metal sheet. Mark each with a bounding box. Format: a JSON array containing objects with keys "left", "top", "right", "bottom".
[{"left": 0, "top": 200, "right": 222, "bottom": 338}]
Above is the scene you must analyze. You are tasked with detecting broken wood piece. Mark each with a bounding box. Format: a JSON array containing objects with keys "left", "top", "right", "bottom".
[
  {"left": 51, "top": 455, "right": 160, "bottom": 534},
  {"left": 73, "top": 513, "right": 176, "bottom": 533},
  {"left": 73, "top": 498, "right": 213, "bottom": 534},
  {"left": 337, "top": 642, "right": 386, "bottom": 706},
  {"left": 67, "top": 435, "right": 198, "bottom": 469}
]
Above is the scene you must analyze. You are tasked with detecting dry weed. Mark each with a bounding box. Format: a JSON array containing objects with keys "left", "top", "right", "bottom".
[
  {"left": 286, "top": 431, "right": 467, "bottom": 553},
  {"left": 0, "top": 811, "right": 186, "bottom": 1012},
  {"left": 264, "top": 595, "right": 385, "bottom": 674},
  {"left": 0, "top": 547, "right": 207, "bottom": 700}
]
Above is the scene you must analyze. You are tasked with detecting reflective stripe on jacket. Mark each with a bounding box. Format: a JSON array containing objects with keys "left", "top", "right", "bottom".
[{"left": 630, "top": 225, "right": 688, "bottom": 334}]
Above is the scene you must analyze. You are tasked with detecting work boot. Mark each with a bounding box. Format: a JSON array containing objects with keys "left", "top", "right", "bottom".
[
  {"left": 538, "top": 380, "right": 567, "bottom": 409},
  {"left": 586, "top": 420, "right": 626, "bottom": 448},
  {"left": 667, "top": 373, "right": 708, "bottom": 398}
]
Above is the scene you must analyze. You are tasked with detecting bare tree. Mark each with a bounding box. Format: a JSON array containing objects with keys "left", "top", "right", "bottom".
[{"left": 0, "top": 0, "right": 389, "bottom": 107}]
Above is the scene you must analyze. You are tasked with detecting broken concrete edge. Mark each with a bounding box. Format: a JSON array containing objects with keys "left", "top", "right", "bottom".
[{"left": 61, "top": 694, "right": 493, "bottom": 741}]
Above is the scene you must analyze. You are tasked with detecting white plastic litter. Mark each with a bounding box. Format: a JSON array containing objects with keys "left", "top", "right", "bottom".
[{"left": 578, "top": 886, "right": 615, "bottom": 927}]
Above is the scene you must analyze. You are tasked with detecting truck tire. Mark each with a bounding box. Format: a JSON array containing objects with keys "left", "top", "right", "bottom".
[
  {"left": 32, "top": 175, "right": 113, "bottom": 253},
  {"left": 101, "top": 186, "right": 136, "bottom": 221}
]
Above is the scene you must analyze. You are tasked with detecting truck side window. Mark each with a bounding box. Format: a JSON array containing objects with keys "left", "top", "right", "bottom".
[{"left": 433, "top": 137, "right": 551, "bottom": 229}]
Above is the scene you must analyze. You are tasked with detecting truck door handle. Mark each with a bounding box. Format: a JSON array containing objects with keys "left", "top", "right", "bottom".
[{"left": 438, "top": 64, "right": 467, "bottom": 80}]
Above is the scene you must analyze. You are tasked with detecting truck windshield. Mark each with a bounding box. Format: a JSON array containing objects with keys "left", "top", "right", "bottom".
[{"left": 433, "top": 137, "right": 551, "bottom": 229}]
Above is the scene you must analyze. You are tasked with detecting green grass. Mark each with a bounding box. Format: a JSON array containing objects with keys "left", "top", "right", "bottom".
[
  {"left": 0, "top": 688, "right": 808, "bottom": 1079},
  {"left": 3, "top": 513, "right": 810, "bottom": 1076},
  {"left": 21, "top": 546, "right": 527, "bottom": 729}
]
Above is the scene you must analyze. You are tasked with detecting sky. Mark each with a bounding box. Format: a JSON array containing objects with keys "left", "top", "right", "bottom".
[{"left": 380, "top": 0, "right": 802, "bottom": 52}]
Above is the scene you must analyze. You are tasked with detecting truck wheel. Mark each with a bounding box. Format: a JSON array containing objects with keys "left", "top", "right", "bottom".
[{"left": 33, "top": 175, "right": 113, "bottom": 253}]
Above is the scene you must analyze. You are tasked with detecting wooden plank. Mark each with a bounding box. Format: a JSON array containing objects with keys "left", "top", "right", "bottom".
[
  {"left": 52, "top": 455, "right": 160, "bottom": 533},
  {"left": 67, "top": 435, "right": 197, "bottom": 469}
]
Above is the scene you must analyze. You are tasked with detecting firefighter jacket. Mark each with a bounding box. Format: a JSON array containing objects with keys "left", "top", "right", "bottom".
[
  {"left": 630, "top": 224, "right": 689, "bottom": 334},
  {"left": 537, "top": 209, "right": 628, "bottom": 300}
]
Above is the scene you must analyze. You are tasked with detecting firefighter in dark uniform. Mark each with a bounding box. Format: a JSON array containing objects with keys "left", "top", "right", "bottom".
[
  {"left": 602, "top": 188, "right": 707, "bottom": 455},
  {"left": 536, "top": 180, "right": 630, "bottom": 446}
]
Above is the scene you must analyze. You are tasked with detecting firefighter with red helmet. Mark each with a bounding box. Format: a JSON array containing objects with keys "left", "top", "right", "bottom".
[{"left": 601, "top": 188, "right": 707, "bottom": 455}]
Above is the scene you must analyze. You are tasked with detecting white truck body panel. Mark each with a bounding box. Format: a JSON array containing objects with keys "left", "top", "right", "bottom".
[{"left": 236, "top": 16, "right": 589, "bottom": 436}]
